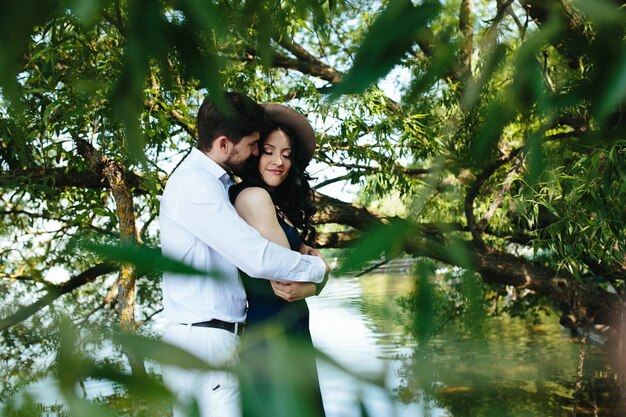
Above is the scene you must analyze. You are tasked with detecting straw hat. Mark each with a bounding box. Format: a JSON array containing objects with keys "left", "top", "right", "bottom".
[{"left": 262, "top": 103, "right": 316, "bottom": 163}]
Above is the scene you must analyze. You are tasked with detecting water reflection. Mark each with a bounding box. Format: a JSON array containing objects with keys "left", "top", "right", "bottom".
[
  {"left": 9, "top": 273, "right": 625, "bottom": 417},
  {"left": 309, "top": 274, "right": 440, "bottom": 417},
  {"left": 310, "top": 273, "right": 625, "bottom": 417}
]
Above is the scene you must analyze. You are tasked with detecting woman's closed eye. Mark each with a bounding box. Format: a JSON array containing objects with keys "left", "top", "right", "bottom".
[{"left": 263, "top": 149, "right": 291, "bottom": 159}]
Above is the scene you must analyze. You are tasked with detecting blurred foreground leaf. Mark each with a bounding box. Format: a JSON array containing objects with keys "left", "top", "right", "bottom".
[
  {"left": 114, "top": 332, "right": 214, "bottom": 371},
  {"left": 332, "top": 0, "right": 441, "bottom": 96},
  {"left": 81, "top": 241, "right": 223, "bottom": 279},
  {"left": 414, "top": 260, "right": 434, "bottom": 343},
  {"left": 337, "top": 219, "right": 414, "bottom": 275},
  {"left": 56, "top": 317, "right": 117, "bottom": 417}
]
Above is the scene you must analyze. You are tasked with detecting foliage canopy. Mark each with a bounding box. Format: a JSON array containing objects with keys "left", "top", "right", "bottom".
[{"left": 1, "top": 0, "right": 626, "bottom": 414}]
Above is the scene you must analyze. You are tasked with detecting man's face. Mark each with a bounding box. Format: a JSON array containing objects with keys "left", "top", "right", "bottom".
[{"left": 224, "top": 132, "right": 260, "bottom": 173}]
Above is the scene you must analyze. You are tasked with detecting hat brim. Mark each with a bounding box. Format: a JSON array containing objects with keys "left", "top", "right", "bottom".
[{"left": 262, "top": 103, "right": 316, "bottom": 163}]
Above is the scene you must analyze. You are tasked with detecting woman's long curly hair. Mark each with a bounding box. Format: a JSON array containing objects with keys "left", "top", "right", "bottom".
[{"left": 230, "top": 122, "right": 317, "bottom": 246}]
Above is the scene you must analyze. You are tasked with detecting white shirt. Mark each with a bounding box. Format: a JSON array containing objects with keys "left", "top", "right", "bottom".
[{"left": 160, "top": 148, "right": 326, "bottom": 324}]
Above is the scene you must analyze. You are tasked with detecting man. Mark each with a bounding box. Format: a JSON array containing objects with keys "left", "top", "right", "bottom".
[{"left": 159, "top": 91, "right": 328, "bottom": 417}]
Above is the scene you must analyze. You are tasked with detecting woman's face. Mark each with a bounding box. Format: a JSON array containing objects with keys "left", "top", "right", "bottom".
[{"left": 259, "top": 129, "right": 292, "bottom": 189}]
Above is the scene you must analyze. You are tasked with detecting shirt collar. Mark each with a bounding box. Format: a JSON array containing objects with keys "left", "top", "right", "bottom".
[
  {"left": 189, "top": 148, "right": 226, "bottom": 177},
  {"left": 189, "top": 148, "right": 234, "bottom": 189}
]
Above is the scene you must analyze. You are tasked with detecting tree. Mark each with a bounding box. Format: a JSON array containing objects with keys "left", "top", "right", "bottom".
[{"left": 1, "top": 0, "right": 625, "bottom": 411}]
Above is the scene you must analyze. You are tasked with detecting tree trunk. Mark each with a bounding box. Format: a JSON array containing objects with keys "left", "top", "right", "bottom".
[
  {"left": 75, "top": 137, "right": 146, "bottom": 377},
  {"left": 459, "top": 0, "right": 474, "bottom": 77},
  {"left": 313, "top": 195, "right": 621, "bottom": 330},
  {"left": 102, "top": 159, "right": 146, "bottom": 377},
  {"left": 617, "top": 287, "right": 626, "bottom": 401}
]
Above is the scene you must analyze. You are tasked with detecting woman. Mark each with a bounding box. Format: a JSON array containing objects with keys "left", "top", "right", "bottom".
[{"left": 229, "top": 103, "right": 327, "bottom": 417}]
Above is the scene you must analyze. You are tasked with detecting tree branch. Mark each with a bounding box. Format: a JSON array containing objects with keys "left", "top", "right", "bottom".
[
  {"left": 0, "top": 263, "right": 117, "bottom": 331},
  {"left": 479, "top": 154, "right": 524, "bottom": 228},
  {"left": 479, "top": 0, "right": 516, "bottom": 46},
  {"left": 72, "top": 134, "right": 146, "bottom": 376},
  {"left": 406, "top": 234, "right": 619, "bottom": 327},
  {"left": 313, "top": 192, "right": 386, "bottom": 230},
  {"left": 313, "top": 173, "right": 363, "bottom": 190},
  {"left": 314, "top": 192, "right": 619, "bottom": 327},
  {"left": 0, "top": 166, "right": 151, "bottom": 195},
  {"left": 459, "top": 0, "right": 474, "bottom": 77},
  {"left": 273, "top": 38, "right": 344, "bottom": 84},
  {"left": 245, "top": 46, "right": 343, "bottom": 85},
  {"left": 464, "top": 147, "right": 523, "bottom": 247}
]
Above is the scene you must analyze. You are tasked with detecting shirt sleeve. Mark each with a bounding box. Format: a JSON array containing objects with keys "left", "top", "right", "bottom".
[{"left": 161, "top": 172, "right": 325, "bottom": 283}]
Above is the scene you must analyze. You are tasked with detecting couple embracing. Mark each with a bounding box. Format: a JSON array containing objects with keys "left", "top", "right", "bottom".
[{"left": 159, "top": 91, "right": 330, "bottom": 417}]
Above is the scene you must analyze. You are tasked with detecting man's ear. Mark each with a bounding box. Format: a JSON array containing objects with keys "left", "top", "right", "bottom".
[{"left": 214, "top": 135, "right": 231, "bottom": 154}]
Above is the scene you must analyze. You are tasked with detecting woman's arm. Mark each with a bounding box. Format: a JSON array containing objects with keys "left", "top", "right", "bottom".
[
  {"left": 234, "top": 187, "right": 317, "bottom": 301},
  {"left": 233, "top": 187, "right": 290, "bottom": 248}
]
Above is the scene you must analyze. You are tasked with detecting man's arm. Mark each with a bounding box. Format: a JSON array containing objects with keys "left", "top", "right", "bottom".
[
  {"left": 301, "top": 244, "right": 330, "bottom": 295},
  {"left": 270, "top": 281, "right": 317, "bottom": 302},
  {"left": 232, "top": 187, "right": 328, "bottom": 301},
  {"left": 268, "top": 230, "right": 331, "bottom": 302},
  {"left": 164, "top": 174, "right": 325, "bottom": 283}
]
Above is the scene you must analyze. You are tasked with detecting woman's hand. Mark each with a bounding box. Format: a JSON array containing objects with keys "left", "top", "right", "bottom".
[{"left": 271, "top": 281, "right": 317, "bottom": 302}]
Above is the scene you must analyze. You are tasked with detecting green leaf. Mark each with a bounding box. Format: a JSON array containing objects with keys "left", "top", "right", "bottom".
[
  {"left": 332, "top": 0, "right": 442, "bottom": 97},
  {"left": 337, "top": 219, "right": 413, "bottom": 275},
  {"left": 573, "top": 0, "right": 626, "bottom": 24},
  {"left": 80, "top": 241, "right": 224, "bottom": 279},
  {"left": 595, "top": 47, "right": 626, "bottom": 121},
  {"left": 180, "top": 0, "right": 226, "bottom": 33},
  {"left": 0, "top": 0, "right": 57, "bottom": 102},
  {"left": 63, "top": 0, "right": 113, "bottom": 26},
  {"left": 414, "top": 259, "right": 434, "bottom": 342},
  {"left": 114, "top": 332, "right": 215, "bottom": 371},
  {"left": 470, "top": 100, "right": 514, "bottom": 163},
  {"left": 65, "top": 397, "right": 117, "bottom": 417},
  {"left": 525, "top": 132, "right": 545, "bottom": 187},
  {"left": 404, "top": 34, "right": 457, "bottom": 102},
  {"left": 461, "top": 43, "right": 508, "bottom": 110},
  {"left": 461, "top": 270, "right": 485, "bottom": 339}
]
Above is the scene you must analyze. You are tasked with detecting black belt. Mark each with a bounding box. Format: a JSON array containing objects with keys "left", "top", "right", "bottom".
[{"left": 182, "top": 319, "right": 245, "bottom": 336}]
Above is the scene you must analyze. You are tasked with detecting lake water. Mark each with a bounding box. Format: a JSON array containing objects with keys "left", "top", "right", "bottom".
[
  {"left": 11, "top": 272, "right": 626, "bottom": 416},
  {"left": 309, "top": 273, "right": 626, "bottom": 417},
  {"left": 309, "top": 272, "right": 430, "bottom": 417}
]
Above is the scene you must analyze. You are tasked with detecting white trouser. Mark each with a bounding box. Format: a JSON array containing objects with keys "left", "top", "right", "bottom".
[{"left": 161, "top": 324, "right": 241, "bottom": 417}]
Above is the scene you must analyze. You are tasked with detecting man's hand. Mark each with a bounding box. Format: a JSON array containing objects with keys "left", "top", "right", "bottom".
[
  {"left": 300, "top": 243, "right": 331, "bottom": 294},
  {"left": 271, "top": 281, "right": 317, "bottom": 302},
  {"left": 303, "top": 246, "right": 330, "bottom": 273}
]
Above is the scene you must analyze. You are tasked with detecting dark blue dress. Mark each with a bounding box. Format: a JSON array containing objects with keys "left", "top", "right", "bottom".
[{"left": 230, "top": 184, "right": 326, "bottom": 417}]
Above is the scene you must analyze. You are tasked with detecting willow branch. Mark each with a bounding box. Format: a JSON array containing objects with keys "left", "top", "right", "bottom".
[
  {"left": 479, "top": 155, "right": 524, "bottom": 228},
  {"left": 479, "top": 0, "right": 516, "bottom": 46},
  {"left": 459, "top": 0, "right": 474, "bottom": 76},
  {"left": 0, "top": 166, "right": 151, "bottom": 195},
  {"left": 274, "top": 38, "right": 344, "bottom": 84},
  {"left": 135, "top": 307, "right": 164, "bottom": 329},
  {"left": 245, "top": 47, "right": 343, "bottom": 85},
  {"left": 313, "top": 173, "right": 363, "bottom": 190},
  {"left": 0, "top": 263, "right": 117, "bottom": 331},
  {"left": 143, "top": 98, "right": 197, "bottom": 140},
  {"left": 464, "top": 147, "right": 523, "bottom": 247}
]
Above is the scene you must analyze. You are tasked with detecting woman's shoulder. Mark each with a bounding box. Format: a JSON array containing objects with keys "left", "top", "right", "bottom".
[
  {"left": 230, "top": 184, "right": 278, "bottom": 226},
  {"left": 229, "top": 182, "right": 267, "bottom": 203},
  {"left": 230, "top": 182, "right": 271, "bottom": 205}
]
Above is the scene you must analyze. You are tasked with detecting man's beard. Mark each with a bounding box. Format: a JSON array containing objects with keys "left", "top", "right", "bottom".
[
  {"left": 225, "top": 155, "right": 259, "bottom": 181},
  {"left": 224, "top": 150, "right": 247, "bottom": 175}
]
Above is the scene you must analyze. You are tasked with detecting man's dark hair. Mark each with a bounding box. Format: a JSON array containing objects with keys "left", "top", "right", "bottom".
[{"left": 196, "top": 91, "right": 266, "bottom": 151}]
